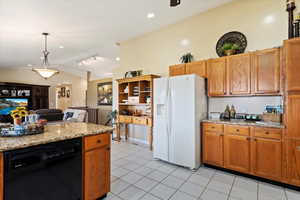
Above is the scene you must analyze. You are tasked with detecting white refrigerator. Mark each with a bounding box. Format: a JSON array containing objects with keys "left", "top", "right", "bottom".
[{"left": 153, "top": 74, "right": 207, "bottom": 169}]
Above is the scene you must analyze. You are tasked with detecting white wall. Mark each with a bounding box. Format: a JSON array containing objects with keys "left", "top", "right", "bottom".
[{"left": 113, "top": 0, "right": 295, "bottom": 142}]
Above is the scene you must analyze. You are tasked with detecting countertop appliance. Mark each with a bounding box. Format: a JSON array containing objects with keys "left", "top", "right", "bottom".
[
  {"left": 153, "top": 74, "right": 207, "bottom": 169},
  {"left": 4, "top": 138, "right": 82, "bottom": 200}
]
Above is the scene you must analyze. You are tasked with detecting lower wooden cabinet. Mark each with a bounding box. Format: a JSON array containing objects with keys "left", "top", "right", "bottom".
[
  {"left": 286, "top": 139, "right": 300, "bottom": 186},
  {"left": 203, "top": 123, "right": 286, "bottom": 185},
  {"left": 224, "top": 134, "right": 251, "bottom": 173},
  {"left": 203, "top": 131, "right": 224, "bottom": 167},
  {"left": 83, "top": 133, "right": 111, "bottom": 200},
  {"left": 251, "top": 137, "right": 282, "bottom": 181}
]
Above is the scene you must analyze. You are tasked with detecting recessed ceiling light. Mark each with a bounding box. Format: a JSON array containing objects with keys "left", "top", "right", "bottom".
[
  {"left": 180, "top": 39, "right": 190, "bottom": 47},
  {"left": 147, "top": 13, "right": 155, "bottom": 19},
  {"left": 263, "top": 15, "right": 275, "bottom": 24},
  {"left": 59, "top": 45, "right": 64, "bottom": 49},
  {"left": 116, "top": 57, "right": 120, "bottom": 61},
  {"left": 27, "top": 64, "right": 33, "bottom": 67}
]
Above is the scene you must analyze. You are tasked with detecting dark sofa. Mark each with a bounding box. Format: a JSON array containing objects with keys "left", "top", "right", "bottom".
[{"left": 34, "top": 109, "right": 64, "bottom": 122}]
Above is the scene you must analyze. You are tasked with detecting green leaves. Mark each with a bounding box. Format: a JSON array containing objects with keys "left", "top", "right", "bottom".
[{"left": 180, "top": 52, "right": 194, "bottom": 63}]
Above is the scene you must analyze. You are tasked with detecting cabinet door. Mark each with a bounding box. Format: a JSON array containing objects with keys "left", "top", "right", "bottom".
[
  {"left": 227, "top": 54, "right": 251, "bottom": 95},
  {"left": 251, "top": 138, "right": 282, "bottom": 181},
  {"left": 285, "top": 39, "right": 300, "bottom": 92},
  {"left": 186, "top": 61, "right": 207, "bottom": 78},
  {"left": 169, "top": 64, "right": 186, "bottom": 76},
  {"left": 224, "top": 134, "right": 250, "bottom": 173},
  {"left": 207, "top": 58, "right": 227, "bottom": 96},
  {"left": 84, "top": 146, "right": 110, "bottom": 200},
  {"left": 203, "top": 131, "right": 224, "bottom": 167},
  {"left": 252, "top": 48, "right": 280, "bottom": 94},
  {"left": 286, "top": 95, "right": 300, "bottom": 139},
  {"left": 286, "top": 139, "right": 300, "bottom": 186}
]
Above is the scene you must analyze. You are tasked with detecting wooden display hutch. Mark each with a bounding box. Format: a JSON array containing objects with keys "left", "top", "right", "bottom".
[{"left": 116, "top": 74, "right": 160, "bottom": 150}]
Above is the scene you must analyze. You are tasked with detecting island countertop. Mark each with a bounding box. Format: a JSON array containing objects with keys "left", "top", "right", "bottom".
[{"left": 0, "top": 122, "right": 114, "bottom": 152}]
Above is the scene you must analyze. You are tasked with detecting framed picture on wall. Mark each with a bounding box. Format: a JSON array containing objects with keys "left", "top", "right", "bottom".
[
  {"left": 97, "top": 82, "right": 113, "bottom": 105},
  {"left": 61, "top": 87, "right": 66, "bottom": 97}
]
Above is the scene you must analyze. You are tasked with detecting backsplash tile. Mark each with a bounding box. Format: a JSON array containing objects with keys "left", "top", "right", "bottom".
[{"left": 209, "top": 96, "right": 283, "bottom": 114}]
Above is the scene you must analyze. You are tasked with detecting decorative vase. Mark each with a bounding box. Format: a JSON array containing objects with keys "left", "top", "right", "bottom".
[
  {"left": 224, "top": 49, "right": 236, "bottom": 56},
  {"left": 14, "top": 118, "right": 22, "bottom": 126}
]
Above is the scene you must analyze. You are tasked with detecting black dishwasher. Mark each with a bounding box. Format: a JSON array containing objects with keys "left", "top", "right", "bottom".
[{"left": 4, "top": 138, "right": 82, "bottom": 200}]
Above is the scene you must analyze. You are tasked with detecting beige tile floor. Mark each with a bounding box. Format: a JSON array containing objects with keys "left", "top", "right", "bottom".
[{"left": 104, "top": 141, "right": 300, "bottom": 200}]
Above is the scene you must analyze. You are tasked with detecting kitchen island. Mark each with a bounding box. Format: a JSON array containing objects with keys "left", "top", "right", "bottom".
[{"left": 0, "top": 122, "right": 114, "bottom": 200}]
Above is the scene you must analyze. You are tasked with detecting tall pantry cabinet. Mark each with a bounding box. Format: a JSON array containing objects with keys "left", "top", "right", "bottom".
[{"left": 284, "top": 38, "right": 300, "bottom": 187}]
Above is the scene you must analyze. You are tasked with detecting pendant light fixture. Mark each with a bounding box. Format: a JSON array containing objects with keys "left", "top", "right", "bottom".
[{"left": 32, "top": 33, "right": 59, "bottom": 79}]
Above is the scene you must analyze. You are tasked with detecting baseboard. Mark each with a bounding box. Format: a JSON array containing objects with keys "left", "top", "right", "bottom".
[{"left": 112, "top": 133, "right": 149, "bottom": 146}]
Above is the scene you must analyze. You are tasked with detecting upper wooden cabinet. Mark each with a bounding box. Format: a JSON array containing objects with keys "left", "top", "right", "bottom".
[
  {"left": 207, "top": 57, "right": 227, "bottom": 96},
  {"left": 186, "top": 61, "right": 207, "bottom": 78},
  {"left": 284, "top": 38, "right": 300, "bottom": 92},
  {"left": 169, "top": 64, "right": 186, "bottom": 76},
  {"left": 286, "top": 94, "right": 300, "bottom": 139},
  {"left": 227, "top": 53, "right": 251, "bottom": 95},
  {"left": 252, "top": 48, "right": 281, "bottom": 95}
]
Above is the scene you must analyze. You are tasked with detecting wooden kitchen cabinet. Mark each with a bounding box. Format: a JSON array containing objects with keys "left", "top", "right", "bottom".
[
  {"left": 227, "top": 53, "right": 251, "bottom": 95},
  {"left": 251, "top": 137, "right": 282, "bottom": 181},
  {"left": 203, "top": 123, "right": 224, "bottom": 167},
  {"left": 224, "top": 134, "right": 251, "bottom": 173},
  {"left": 252, "top": 48, "right": 280, "bottom": 95},
  {"left": 284, "top": 38, "right": 300, "bottom": 92},
  {"left": 286, "top": 139, "right": 300, "bottom": 187},
  {"left": 83, "top": 134, "right": 110, "bottom": 200},
  {"left": 207, "top": 58, "right": 227, "bottom": 96},
  {"left": 286, "top": 94, "right": 300, "bottom": 139},
  {"left": 169, "top": 64, "right": 186, "bottom": 76},
  {"left": 186, "top": 60, "right": 207, "bottom": 78}
]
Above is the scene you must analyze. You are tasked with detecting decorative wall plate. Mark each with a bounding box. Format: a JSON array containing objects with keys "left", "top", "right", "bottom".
[{"left": 216, "top": 31, "right": 247, "bottom": 57}]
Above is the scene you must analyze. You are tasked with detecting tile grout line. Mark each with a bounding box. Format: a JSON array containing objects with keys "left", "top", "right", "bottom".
[{"left": 226, "top": 175, "right": 236, "bottom": 200}]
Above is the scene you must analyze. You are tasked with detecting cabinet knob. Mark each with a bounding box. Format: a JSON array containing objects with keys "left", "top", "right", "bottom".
[
  {"left": 265, "top": 132, "right": 270, "bottom": 135},
  {"left": 212, "top": 126, "right": 215, "bottom": 129},
  {"left": 107, "top": 147, "right": 111, "bottom": 151},
  {"left": 246, "top": 137, "right": 251, "bottom": 141},
  {"left": 220, "top": 134, "right": 224, "bottom": 136},
  {"left": 236, "top": 129, "right": 240, "bottom": 132},
  {"left": 97, "top": 140, "right": 102, "bottom": 143}
]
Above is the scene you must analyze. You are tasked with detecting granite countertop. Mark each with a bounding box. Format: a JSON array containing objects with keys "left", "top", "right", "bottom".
[
  {"left": 0, "top": 123, "right": 114, "bottom": 152},
  {"left": 202, "top": 119, "right": 284, "bottom": 129}
]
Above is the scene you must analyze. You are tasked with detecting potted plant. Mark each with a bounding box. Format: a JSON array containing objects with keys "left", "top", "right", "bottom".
[
  {"left": 180, "top": 53, "right": 194, "bottom": 63},
  {"left": 221, "top": 43, "right": 240, "bottom": 56}
]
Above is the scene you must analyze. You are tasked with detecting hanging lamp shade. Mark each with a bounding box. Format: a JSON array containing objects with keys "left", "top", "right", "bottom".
[
  {"left": 32, "top": 33, "right": 59, "bottom": 79},
  {"left": 32, "top": 68, "right": 59, "bottom": 79}
]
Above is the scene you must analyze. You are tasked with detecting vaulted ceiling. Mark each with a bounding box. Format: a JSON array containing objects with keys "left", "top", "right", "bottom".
[{"left": 0, "top": 0, "right": 233, "bottom": 80}]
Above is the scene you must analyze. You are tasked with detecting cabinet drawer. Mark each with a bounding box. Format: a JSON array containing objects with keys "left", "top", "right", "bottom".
[
  {"left": 118, "top": 115, "right": 132, "bottom": 123},
  {"left": 84, "top": 134, "right": 110, "bottom": 151},
  {"left": 203, "top": 123, "right": 224, "bottom": 133},
  {"left": 133, "top": 117, "right": 148, "bottom": 125},
  {"left": 253, "top": 127, "right": 282, "bottom": 140},
  {"left": 225, "top": 125, "right": 250, "bottom": 136}
]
